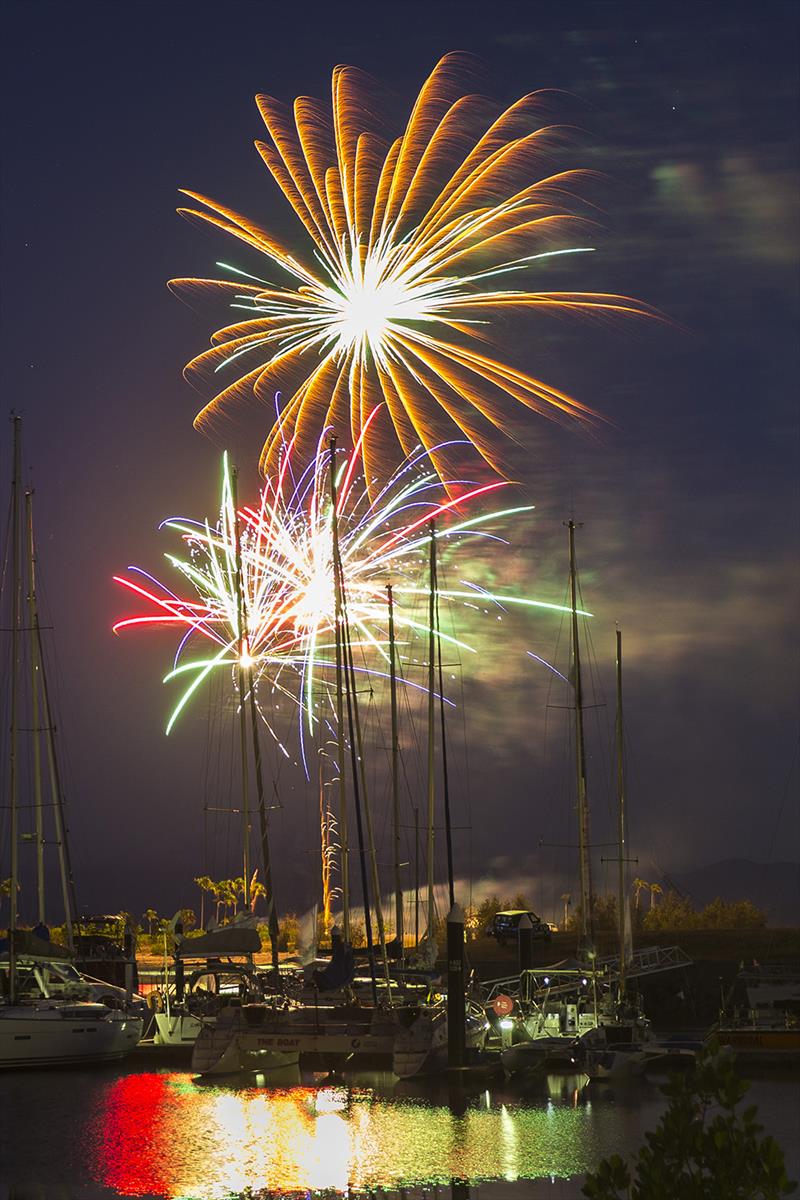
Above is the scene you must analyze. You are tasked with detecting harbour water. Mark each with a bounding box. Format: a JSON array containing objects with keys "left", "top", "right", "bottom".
[{"left": 1, "top": 1057, "right": 797, "bottom": 1199}]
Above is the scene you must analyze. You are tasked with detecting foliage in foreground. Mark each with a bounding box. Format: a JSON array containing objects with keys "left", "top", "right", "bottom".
[{"left": 582, "top": 1045, "right": 796, "bottom": 1200}]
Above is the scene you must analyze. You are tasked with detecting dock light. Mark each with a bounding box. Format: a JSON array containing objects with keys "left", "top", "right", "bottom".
[
  {"left": 499, "top": 1018, "right": 514, "bottom": 1030},
  {"left": 581, "top": 977, "right": 588, "bottom": 986},
  {"left": 543, "top": 976, "right": 550, "bottom": 986}
]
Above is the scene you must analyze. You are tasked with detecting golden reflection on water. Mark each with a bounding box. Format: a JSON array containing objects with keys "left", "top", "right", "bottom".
[{"left": 92, "top": 1073, "right": 597, "bottom": 1198}]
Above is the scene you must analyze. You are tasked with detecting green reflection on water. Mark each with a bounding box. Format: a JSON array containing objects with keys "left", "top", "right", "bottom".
[{"left": 92, "top": 1072, "right": 603, "bottom": 1198}]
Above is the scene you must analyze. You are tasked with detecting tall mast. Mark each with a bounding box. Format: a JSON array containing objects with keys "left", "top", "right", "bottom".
[
  {"left": 334, "top": 525, "right": 378, "bottom": 1002},
  {"left": 426, "top": 521, "right": 436, "bottom": 938},
  {"left": 8, "top": 416, "right": 22, "bottom": 1000},
  {"left": 329, "top": 440, "right": 388, "bottom": 996},
  {"left": 615, "top": 627, "right": 627, "bottom": 994},
  {"left": 342, "top": 603, "right": 392, "bottom": 996},
  {"left": 414, "top": 805, "right": 420, "bottom": 947},
  {"left": 25, "top": 472, "right": 76, "bottom": 941},
  {"left": 248, "top": 683, "right": 280, "bottom": 972},
  {"left": 319, "top": 758, "right": 332, "bottom": 935},
  {"left": 434, "top": 548, "right": 455, "bottom": 908},
  {"left": 231, "top": 465, "right": 251, "bottom": 911},
  {"left": 36, "top": 613, "right": 77, "bottom": 947},
  {"left": 25, "top": 489, "right": 46, "bottom": 923},
  {"left": 329, "top": 437, "right": 350, "bottom": 941},
  {"left": 567, "top": 520, "right": 593, "bottom": 948},
  {"left": 388, "top": 584, "right": 403, "bottom": 949}
]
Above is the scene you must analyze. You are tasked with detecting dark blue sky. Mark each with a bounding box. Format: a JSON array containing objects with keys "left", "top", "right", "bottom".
[{"left": 1, "top": 1, "right": 797, "bottom": 922}]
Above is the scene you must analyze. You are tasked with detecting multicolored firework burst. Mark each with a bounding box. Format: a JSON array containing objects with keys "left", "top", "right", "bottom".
[
  {"left": 170, "top": 52, "right": 656, "bottom": 488},
  {"left": 113, "top": 408, "right": 585, "bottom": 766}
]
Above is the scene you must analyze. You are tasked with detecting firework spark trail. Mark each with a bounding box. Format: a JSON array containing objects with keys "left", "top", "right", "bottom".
[
  {"left": 170, "top": 52, "right": 657, "bottom": 489},
  {"left": 113, "top": 412, "right": 589, "bottom": 768}
]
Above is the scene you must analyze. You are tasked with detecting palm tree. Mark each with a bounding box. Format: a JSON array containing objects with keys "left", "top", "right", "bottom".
[
  {"left": 231, "top": 877, "right": 246, "bottom": 917},
  {"left": 249, "top": 881, "right": 267, "bottom": 913},
  {"left": 649, "top": 882, "right": 663, "bottom": 911},
  {"left": 633, "top": 878, "right": 648, "bottom": 911},
  {"left": 143, "top": 908, "right": 158, "bottom": 936},
  {"left": 194, "top": 876, "right": 215, "bottom": 929},
  {"left": 214, "top": 880, "right": 233, "bottom": 923},
  {"left": 180, "top": 908, "right": 197, "bottom": 931},
  {"left": 212, "top": 881, "right": 225, "bottom": 924}
]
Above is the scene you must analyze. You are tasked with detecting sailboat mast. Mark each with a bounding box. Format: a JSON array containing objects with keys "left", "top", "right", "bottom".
[
  {"left": 329, "top": 437, "right": 350, "bottom": 941},
  {"left": 36, "top": 625, "right": 77, "bottom": 947},
  {"left": 248, "top": 685, "right": 280, "bottom": 972},
  {"left": 24, "top": 489, "right": 46, "bottom": 924},
  {"left": 414, "top": 805, "right": 420, "bottom": 946},
  {"left": 434, "top": 552, "right": 455, "bottom": 908},
  {"left": 8, "top": 416, "right": 22, "bottom": 999},
  {"left": 26, "top": 480, "right": 77, "bottom": 940},
  {"left": 342, "top": 606, "right": 392, "bottom": 996},
  {"left": 426, "top": 521, "right": 436, "bottom": 937},
  {"left": 335, "top": 547, "right": 378, "bottom": 1002},
  {"left": 567, "top": 520, "right": 594, "bottom": 947},
  {"left": 319, "top": 759, "right": 332, "bottom": 934},
  {"left": 616, "top": 626, "right": 627, "bottom": 994},
  {"left": 388, "top": 584, "right": 403, "bottom": 948},
  {"left": 231, "top": 465, "right": 251, "bottom": 911}
]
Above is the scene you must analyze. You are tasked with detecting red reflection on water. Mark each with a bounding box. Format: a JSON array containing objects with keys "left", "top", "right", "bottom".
[
  {"left": 93, "top": 1074, "right": 346, "bottom": 1198},
  {"left": 97, "top": 1073, "right": 175, "bottom": 1196}
]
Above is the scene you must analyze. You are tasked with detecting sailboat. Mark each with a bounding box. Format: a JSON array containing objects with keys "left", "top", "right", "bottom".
[
  {"left": 500, "top": 525, "right": 672, "bottom": 1079},
  {"left": 579, "top": 626, "right": 658, "bottom": 1080},
  {"left": 149, "top": 455, "right": 289, "bottom": 1051},
  {"left": 1, "top": 416, "right": 143, "bottom": 1067},
  {"left": 499, "top": 522, "right": 610, "bottom": 1076},
  {"left": 192, "top": 473, "right": 485, "bottom": 1078}
]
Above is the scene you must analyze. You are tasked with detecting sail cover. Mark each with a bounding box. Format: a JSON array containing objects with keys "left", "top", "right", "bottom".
[
  {"left": 175, "top": 927, "right": 261, "bottom": 958},
  {"left": 0, "top": 929, "right": 73, "bottom": 961}
]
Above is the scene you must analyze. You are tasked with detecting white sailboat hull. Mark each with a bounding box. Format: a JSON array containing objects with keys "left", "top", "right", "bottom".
[
  {"left": 0, "top": 1003, "right": 143, "bottom": 1068},
  {"left": 392, "top": 1007, "right": 488, "bottom": 1079},
  {"left": 192, "top": 1004, "right": 396, "bottom": 1076},
  {"left": 154, "top": 1011, "right": 204, "bottom": 1047}
]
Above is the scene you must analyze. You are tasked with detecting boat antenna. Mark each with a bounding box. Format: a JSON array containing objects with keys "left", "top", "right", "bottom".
[{"left": 566, "top": 519, "right": 594, "bottom": 950}]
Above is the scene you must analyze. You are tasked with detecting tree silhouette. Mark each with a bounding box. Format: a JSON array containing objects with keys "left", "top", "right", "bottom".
[
  {"left": 633, "top": 878, "right": 649, "bottom": 911},
  {"left": 583, "top": 1044, "right": 795, "bottom": 1199}
]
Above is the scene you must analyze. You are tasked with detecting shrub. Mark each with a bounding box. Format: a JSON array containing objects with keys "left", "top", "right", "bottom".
[
  {"left": 278, "top": 914, "right": 300, "bottom": 953},
  {"left": 582, "top": 1044, "right": 796, "bottom": 1200}
]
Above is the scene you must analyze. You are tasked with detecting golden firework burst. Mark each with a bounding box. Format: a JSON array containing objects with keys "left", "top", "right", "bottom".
[{"left": 171, "top": 53, "right": 655, "bottom": 486}]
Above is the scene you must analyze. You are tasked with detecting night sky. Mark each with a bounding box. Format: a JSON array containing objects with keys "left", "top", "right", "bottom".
[{"left": 1, "top": 1, "right": 797, "bottom": 923}]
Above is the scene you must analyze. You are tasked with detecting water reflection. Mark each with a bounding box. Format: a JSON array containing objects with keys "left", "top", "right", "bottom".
[{"left": 91, "top": 1072, "right": 601, "bottom": 1197}]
